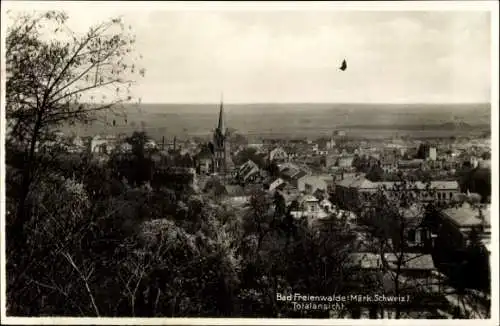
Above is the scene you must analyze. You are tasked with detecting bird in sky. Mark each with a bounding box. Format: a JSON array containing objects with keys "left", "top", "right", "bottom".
[{"left": 339, "top": 59, "right": 347, "bottom": 71}]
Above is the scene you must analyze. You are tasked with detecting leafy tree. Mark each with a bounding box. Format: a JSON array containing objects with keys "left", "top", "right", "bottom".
[
  {"left": 365, "top": 165, "right": 384, "bottom": 182},
  {"left": 233, "top": 147, "right": 266, "bottom": 168}
]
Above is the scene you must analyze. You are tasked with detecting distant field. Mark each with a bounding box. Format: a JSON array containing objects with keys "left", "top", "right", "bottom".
[{"left": 60, "top": 103, "right": 491, "bottom": 141}]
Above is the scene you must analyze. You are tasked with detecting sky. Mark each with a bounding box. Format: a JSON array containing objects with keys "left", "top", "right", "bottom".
[{"left": 2, "top": 2, "right": 494, "bottom": 104}]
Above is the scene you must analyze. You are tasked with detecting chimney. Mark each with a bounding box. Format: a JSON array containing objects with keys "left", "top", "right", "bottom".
[
  {"left": 161, "top": 136, "right": 165, "bottom": 150},
  {"left": 174, "top": 136, "right": 177, "bottom": 151}
]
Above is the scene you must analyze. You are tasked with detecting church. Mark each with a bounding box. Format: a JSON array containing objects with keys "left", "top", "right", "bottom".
[{"left": 196, "top": 97, "right": 234, "bottom": 175}]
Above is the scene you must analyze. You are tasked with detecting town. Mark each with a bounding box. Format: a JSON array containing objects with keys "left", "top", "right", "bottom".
[
  {"left": 3, "top": 5, "right": 494, "bottom": 321},
  {"left": 22, "top": 99, "right": 492, "bottom": 319}
]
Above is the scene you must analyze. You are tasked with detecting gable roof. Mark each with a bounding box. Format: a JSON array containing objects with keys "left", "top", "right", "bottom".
[
  {"left": 291, "top": 170, "right": 308, "bottom": 180},
  {"left": 349, "top": 178, "right": 377, "bottom": 189}
]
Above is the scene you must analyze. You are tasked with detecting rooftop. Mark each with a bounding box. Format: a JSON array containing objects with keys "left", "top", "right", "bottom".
[
  {"left": 347, "top": 252, "right": 436, "bottom": 270},
  {"left": 442, "top": 203, "right": 491, "bottom": 228},
  {"left": 224, "top": 185, "right": 255, "bottom": 197},
  {"left": 299, "top": 194, "right": 319, "bottom": 203}
]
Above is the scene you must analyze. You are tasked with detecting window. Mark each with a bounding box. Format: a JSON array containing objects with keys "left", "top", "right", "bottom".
[
  {"left": 305, "top": 183, "right": 313, "bottom": 193},
  {"left": 408, "top": 229, "right": 416, "bottom": 243}
]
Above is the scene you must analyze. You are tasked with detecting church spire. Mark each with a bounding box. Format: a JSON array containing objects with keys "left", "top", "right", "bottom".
[{"left": 217, "top": 92, "right": 225, "bottom": 134}]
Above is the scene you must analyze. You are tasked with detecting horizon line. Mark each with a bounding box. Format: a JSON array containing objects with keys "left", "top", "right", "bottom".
[{"left": 120, "top": 101, "right": 491, "bottom": 106}]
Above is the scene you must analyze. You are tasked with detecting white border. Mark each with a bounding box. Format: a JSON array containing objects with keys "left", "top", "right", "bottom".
[{"left": 1, "top": 1, "right": 498, "bottom": 325}]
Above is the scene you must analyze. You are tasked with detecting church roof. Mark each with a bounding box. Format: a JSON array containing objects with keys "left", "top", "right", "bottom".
[{"left": 217, "top": 97, "right": 225, "bottom": 135}]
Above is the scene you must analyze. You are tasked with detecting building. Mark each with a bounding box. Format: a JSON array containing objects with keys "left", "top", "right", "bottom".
[
  {"left": 428, "top": 147, "right": 437, "bottom": 161},
  {"left": 435, "top": 203, "right": 490, "bottom": 251},
  {"left": 344, "top": 252, "right": 443, "bottom": 318},
  {"left": 269, "top": 178, "right": 286, "bottom": 192},
  {"left": 212, "top": 97, "right": 233, "bottom": 175},
  {"left": 296, "top": 175, "right": 329, "bottom": 194},
  {"left": 337, "top": 156, "right": 355, "bottom": 169},
  {"left": 432, "top": 203, "right": 491, "bottom": 290},
  {"left": 196, "top": 144, "right": 214, "bottom": 175},
  {"left": 380, "top": 156, "right": 398, "bottom": 173},
  {"left": 90, "top": 135, "right": 118, "bottom": 154},
  {"left": 290, "top": 194, "right": 329, "bottom": 220},
  {"left": 269, "top": 147, "right": 288, "bottom": 163},
  {"left": 235, "top": 159, "right": 261, "bottom": 183},
  {"left": 397, "top": 159, "right": 425, "bottom": 170},
  {"left": 335, "top": 177, "right": 460, "bottom": 211}
]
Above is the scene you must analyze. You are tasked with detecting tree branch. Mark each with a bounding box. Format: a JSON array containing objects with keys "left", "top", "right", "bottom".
[{"left": 61, "top": 252, "right": 100, "bottom": 317}]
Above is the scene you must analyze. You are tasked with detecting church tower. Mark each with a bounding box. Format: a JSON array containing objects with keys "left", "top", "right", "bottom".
[{"left": 213, "top": 94, "right": 231, "bottom": 175}]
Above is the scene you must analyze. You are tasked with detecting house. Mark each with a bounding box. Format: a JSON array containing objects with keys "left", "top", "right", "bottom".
[
  {"left": 334, "top": 176, "right": 378, "bottom": 210},
  {"left": 290, "top": 194, "right": 329, "bottom": 220},
  {"left": 196, "top": 145, "right": 214, "bottom": 175},
  {"left": 288, "top": 170, "right": 309, "bottom": 188},
  {"left": 90, "top": 135, "right": 117, "bottom": 154},
  {"left": 269, "top": 178, "right": 286, "bottom": 192},
  {"left": 117, "top": 141, "right": 133, "bottom": 153},
  {"left": 269, "top": 147, "right": 288, "bottom": 163},
  {"left": 68, "top": 136, "right": 86, "bottom": 153},
  {"left": 335, "top": 178, "right": 460, "bottom": 211},
  {"left": 397, "top": 159, "right": 425, "bottom": 170},
  {"left": 344, "top": 252, "right": 441, "bottom": 318},
  {"left": 432, "top": 203, "right": 491, "bottom": 290},
  {"left": 428, "top": 147, "right": 437, "bottom": 161},
  {"left": 145, "top": 139, "right": 157, "bottom": 150},
  {"left": 337, "top": 156, "right": 355, "bottom": 168},
  {"left": 380, "top": 156, "right": 397, "bottom": 173},
  {"left": 235, "top": 160, "right": 260, "bottom": 183},
  {"left": 296, "top": 175, "right": 328, "bottom": 194},
  {"left": 435, "top": 203, "right": 490, "bottom": 251}
]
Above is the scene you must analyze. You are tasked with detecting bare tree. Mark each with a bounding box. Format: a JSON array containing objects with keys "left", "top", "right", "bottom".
[
  {"left": 357, "top": 181, "right": 490, "bottom": 318},
  {"left": 5, "top": 10, "right": 144, "bottom": 248}
]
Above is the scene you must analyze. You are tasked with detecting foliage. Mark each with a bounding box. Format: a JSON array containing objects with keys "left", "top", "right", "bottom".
[
  {"left": 233, "top": 147, "right": 266, "bottom": 168},
  {"left": 365, "top": 165, "right": 385, "bottom": 182}
]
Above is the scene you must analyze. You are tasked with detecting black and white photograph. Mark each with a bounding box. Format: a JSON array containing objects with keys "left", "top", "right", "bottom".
[{"left": 1, "top": 1, "right": 498, "bottom": 324}]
